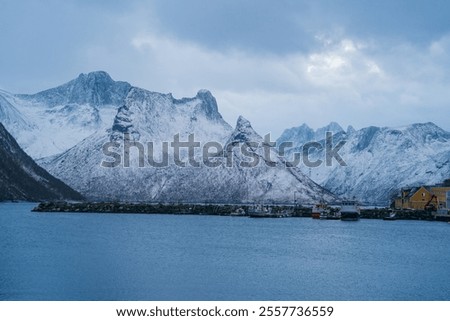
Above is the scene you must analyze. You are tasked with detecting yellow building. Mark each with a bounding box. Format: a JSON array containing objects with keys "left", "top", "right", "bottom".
[
  {"left": 430, "top": 186, "right": 450, "bottom": 208},
  {"left": 394, "top": 180, "right": 450, "bottom": 210}
]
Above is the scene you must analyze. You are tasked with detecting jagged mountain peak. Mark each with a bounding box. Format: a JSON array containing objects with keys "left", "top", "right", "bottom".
[
  {"left": 352, "top": 126, "right": 381, "bottom": 151},
  {"left": 76, "top": 70, "right": 114, "bottom": 83},
  {"left": 236, "top": 115, "right": 251, "bottom": 128},
  {"left": 122, "top": 87, "right": 225, "bottom": 122},
  {"left": 346, "top": 125, "right": 356, "bottom": 134},
  {"left": 276, "top": 124, "right": 313, "bottom": 147},
  {"left": 111, "top": 86, "right": 232, "bottom": 143},
  {"left": 18, "top": 71, "right": 132, "bottom": 107},
  {"left": 317, "top": 121, "right": 344, "bottom": 133},
  {"left": 195, "top": 89, "right": 215, "bottom": 106},
  {"left": 194, "top": 89, "right": 221, "bottom": 120},
  {"left": 226, "top": 116, "right": 263, "bottom": 145},
  {"left": 276, "top": 122, "right": 345, "bottom": 147},
  {"left": 315, "top": 122, "right": 344, "bottom": 141},
  {"left": 196, "top": 89, "right": 213, "bottom": 97},
  {"left": 289, "top": 123, "right": 312, "bottom": 132}
]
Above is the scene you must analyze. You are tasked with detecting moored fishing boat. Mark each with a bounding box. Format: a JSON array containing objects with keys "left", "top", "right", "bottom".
[{"left": 340, "top": 200, "right": 360, "bottom": 221}]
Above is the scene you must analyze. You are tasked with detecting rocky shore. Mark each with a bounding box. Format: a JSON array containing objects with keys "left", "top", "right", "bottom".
[
  {"left": 32, "top": 202, "right": 312, "bottom": 217},
  {"left": 31, "top": 201, "right": 449, "bottom": 221}
]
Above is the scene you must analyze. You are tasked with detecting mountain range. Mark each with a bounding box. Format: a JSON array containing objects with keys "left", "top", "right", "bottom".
[
  {"left": 277, "top": 122, "right": 450, "bottom": 205},
  {"left": 0, "top": 71, "right": 336, "bottom": 204},
  {"left": 1, "top": 71, "right": 448, "bottom": 205}
]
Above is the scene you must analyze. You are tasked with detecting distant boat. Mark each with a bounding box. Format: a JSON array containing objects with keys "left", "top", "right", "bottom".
[
  {"left": 340, "top": 200, "right": 360, "bottom": 221},
  {"left": 230, "top": 207, "right": 246, "bottom": 216},
  {"left": 312, "top": 203, "right": 328, "bottom": 219},
  {"left": 326, "top": 211, "right": 341, "bottom": 220},
  {"left": 383, "top": 211, "right": 397, "bottom": 221},
  {"left": 248, "top": 205, "right": 289, "bottom": 218}
]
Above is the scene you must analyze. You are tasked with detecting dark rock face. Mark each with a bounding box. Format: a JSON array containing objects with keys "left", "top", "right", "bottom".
[
  {"left": 195, "top": 89, "right": 222, "bottom": 120},
  {"left": 0, "top": 122, "right": 83, "bottom": 201}
]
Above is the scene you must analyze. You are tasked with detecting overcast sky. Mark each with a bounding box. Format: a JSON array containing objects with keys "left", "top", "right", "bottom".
[{"left": 1, "top": 0, "right": 450, "bottom": 137}]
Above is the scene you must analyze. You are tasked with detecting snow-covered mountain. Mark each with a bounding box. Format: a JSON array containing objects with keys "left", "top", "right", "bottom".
[
  {"left": 0, "top": 122, "right": 83, "bottom": 201},
  {"left": 276, "top": 122, "right": 344, "bottom": 146},
  {"left": 0, "top": 93, "right": 35, "bottom": 137},
  {"left": 110, "top": 86, "right": 231, "bottom": 143},
  {"left": 37, "top": 84, "right": 337, "bottom": 204},
  {"left": 277, "top": 122, "right": 450, "bottom": 205},
  {"left": 3, "top": 71, "right": 447, "bottom": 205},
  {"left": 0, "top": 71, "right": 130, "bottom": 158}
]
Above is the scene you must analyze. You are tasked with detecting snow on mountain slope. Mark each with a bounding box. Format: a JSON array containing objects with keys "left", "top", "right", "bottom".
[
  {"left": 276, "top": 122, "right": 344, "bottom": 147},
  {"left": 3, "top": 71, "right": 446, "bottom": 205},
  {"left": 0, "top": 122, "right": 83, "bottom": 201},
  {"left": 110, "top": 87, "right": 232, "bottom": 142},
  {"left": 17, "top": 71, "right": 131, "bottom": 107},
  {"left": 0, "top": 71, "right": 130, "bottom": 158},
  {"left": 0, "top": 93, "right": 35, "bottom": 136},
  {"left": 221, "top": 116, "right": 337, "bottom": 204},
  {"left": 278, "top": 122, "right": 450, "bottom": 205},
  {"left": 39, "top": 87, "right": 337, "bottom": 204}
]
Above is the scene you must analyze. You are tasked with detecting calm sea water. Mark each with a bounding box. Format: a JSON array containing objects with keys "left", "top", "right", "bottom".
[{"left": 0, "top": 202, "right": 449, "bottom": 301}]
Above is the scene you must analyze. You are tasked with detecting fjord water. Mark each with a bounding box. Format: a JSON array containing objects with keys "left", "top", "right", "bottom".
[{"left": 1, "top": 203, "right": 449, "bottom": 301}]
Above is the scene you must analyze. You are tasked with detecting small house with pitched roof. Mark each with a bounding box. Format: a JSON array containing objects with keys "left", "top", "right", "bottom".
[{"left": 394, "top": 179, "right": 450, "bottom": 210}]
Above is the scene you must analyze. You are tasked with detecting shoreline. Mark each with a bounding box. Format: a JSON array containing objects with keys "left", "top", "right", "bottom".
[{"left": 31, "top": 201, "right": 450, "bottom": 221}]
